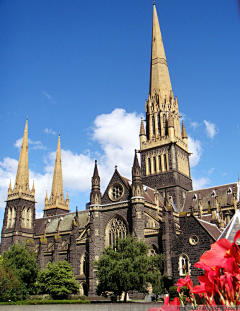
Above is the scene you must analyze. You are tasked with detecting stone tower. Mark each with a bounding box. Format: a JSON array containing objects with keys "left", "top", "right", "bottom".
[
  {"left": 44, "top": 134, "right": 69, "bottom": 216},
  {"left": 140, "top": 3, "right": 192, "bottom": 211},
  {"left": 1, "top": 118, "right": 35, "bottom": 251}
]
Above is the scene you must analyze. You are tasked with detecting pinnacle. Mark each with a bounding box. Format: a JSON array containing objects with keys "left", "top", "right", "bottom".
[
  {"left": 140, "top": 118, "right": 146, "bottom": 136},
  {"left": 133, "top": 149, "right": 140, "bottom": 168},
  {"left": 182, "top": 121, "right": 188, "bottom": 139},
  {"left": 93, "top": 160, "right": 99, "bottom": 177}
]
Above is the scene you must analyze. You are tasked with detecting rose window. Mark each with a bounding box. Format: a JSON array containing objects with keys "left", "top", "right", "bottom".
[{"left": 109, "top": 184, "right": 124, "bottom": 201}]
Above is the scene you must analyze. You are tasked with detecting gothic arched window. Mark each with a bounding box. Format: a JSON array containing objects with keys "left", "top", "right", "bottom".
[
  {"left": 7, "top": 207, "right": 12, "bottom": 229},
  {"left": 148, "top": 158, "right": 151, "bottom": 175},
  {"left": 11, "top": 207, "right": 16, "bottom": 228},
  {"left": 107, "top": 216, "right": 127, "bottom": 247},
  {"left": 153, "top": 157, "right": 156, "bottom": 173},
  {"left": 152, "top": 116, "right": 155, "bottom": 136},
  {"left": 22, "top": 207, "right": 27, "bottom": 228},
  {"left": 157, "top": 113, "right": 161, "bottom": 135},
  {"left": 80, "top": 252, "right": 89, "bottom": 277},
  {"left": 163, "top": 114, "right": 167, "bottom": 136},
  {"left": 179, "top": 253, "right": 191, "bottom": 276},
  {"left": 158, "top": 155, "right": 162, "bottom": 172}
]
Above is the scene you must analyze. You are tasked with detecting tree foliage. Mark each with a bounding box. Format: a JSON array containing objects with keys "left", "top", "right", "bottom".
[
  {"left": 36, "top": 260, "right": 79, "bottom": 298},
  {"left": 94, "top": 236, "right": 164, "bottom": 300},
  {"left": 2, "top": 244, "right": 39, "bottom": 294},
  {"left": 0, "top": 263, "right": 25, "bottom": 302}
]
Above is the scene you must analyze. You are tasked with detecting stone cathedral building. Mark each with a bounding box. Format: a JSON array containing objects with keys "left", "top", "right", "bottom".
[{"left": 1, "top": 3, "right": 239, "bottom": 296}]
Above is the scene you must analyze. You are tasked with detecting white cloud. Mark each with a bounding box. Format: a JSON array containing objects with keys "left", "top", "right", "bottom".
[
  {"left": 44, "top": 128, "right": 57, "bottom": 135},
  {"left": 190, "top": 121, "right": 200, "bottom": 130},
  {"left": 14, "top": 138, "right": 46, "bottom": 150},
  {"left": 192, "top": 177, "right": 210, "bottom": 190},
  {"left": 203, "top": 120, "right": 218, "bottom": 139},
  {"left": 0, "top": 157, "right": 19, "bottom": 209},
  {"left": 42, "top": 91, "right": 56, "bottom": 105},
  {"left": 188, "top": 136, "right": 203, "bottom": 167}
]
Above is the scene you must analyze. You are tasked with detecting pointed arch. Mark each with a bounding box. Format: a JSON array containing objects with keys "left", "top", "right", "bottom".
[
  {"left": 7, "top": 207, "right": 12, "bottom": 229},
  {"left": 11, "top": 207, "right": 16, "bottom": 228},
  {"left": 178, "top": 253, "right": 191, "bottom": 276},
  {"left": 105, "top": 214, "right": 128, "bottom": 247},
  {"left": 80, "top": 252, "right": 89, "bottom": 277}
]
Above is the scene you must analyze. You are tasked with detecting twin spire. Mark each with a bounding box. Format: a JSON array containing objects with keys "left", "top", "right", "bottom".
[
  {"left": 7, "top": 118, "right": 35, "bottom": 201},
  {"left": 44, "top": 133, "right": 69, "bottom": 215},
  {"left": 7, "top": 118, "right": 69, "bottom": 214}
]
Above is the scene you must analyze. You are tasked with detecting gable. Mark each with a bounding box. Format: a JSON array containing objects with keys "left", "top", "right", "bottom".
[{"left": 101, "top": 169, "right": 131, "bottom": 205}]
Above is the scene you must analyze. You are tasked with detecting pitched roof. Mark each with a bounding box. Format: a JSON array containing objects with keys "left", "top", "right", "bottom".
[
  {"left": 182, "top": 182, "right": 238, "bottom": 213},
  {"left": 196, "top": 217, "right": 222, "bottom": 241},
  {"left": 35, "top": 210, "right": 89, "bottom": 235}
]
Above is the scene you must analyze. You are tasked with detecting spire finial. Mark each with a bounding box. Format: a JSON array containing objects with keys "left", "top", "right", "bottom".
[{"left": 153, "top": 0, "right": 155, "bottom": 5}]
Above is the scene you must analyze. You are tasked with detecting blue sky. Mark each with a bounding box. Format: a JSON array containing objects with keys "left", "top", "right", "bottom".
[{"left": 0, "top": 0, "right": 240, "bottom": 226}]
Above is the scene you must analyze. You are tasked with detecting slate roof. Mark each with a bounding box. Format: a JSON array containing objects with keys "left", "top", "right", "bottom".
[
  {"left": 182, "top": 182, "right": 239, "bottom": 213},
  {"left": 35, "top": 210, "right": 89, "bottom": 235},
  {"left": 196, "top": 217, "right": 222, "bottom": 241}
]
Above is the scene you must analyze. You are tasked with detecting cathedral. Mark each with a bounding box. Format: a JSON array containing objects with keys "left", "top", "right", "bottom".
[{"left": 1, "top": 3, "right": 239, "bottom": 296}]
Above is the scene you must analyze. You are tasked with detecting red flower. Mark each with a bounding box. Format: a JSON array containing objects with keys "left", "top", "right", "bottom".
[
  {"left": 175, "top": 274, "right": 193, "bottom": 293},
  {"left": 199, "top": 229, "right": 240, "bottom": 270}
]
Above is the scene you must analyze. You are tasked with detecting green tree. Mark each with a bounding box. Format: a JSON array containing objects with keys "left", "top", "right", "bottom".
[
  {"left": 0, "top": 262, "right": 29, "bottom": 302},
  {"left": 2, "top": 243, "right": 39, "bottom": 294},
  {"left": 36, "top": 260, "right": 79, "bottom": 299},
  {"left": 94, "top": 236, "right": 164, "bottom": 301}
]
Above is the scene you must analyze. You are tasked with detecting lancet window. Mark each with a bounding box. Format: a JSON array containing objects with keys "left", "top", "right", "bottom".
[
  {"left": 21, "top": 207, "right": 32, "bottom": 229},
  {"left": 179, "top": 253, "right": 190, "bottom": 276},
  {"left": 152, "top": 116, "right": 155, "bottom": 136},
  {"left": 108, "top": 216, "right": 127, "bottom": 247},
  {"left": 80, "top": 252, "right": 89, "bottom": 277},
  {"left": 148, "top": 158, "right": 151, "bottom": 175},
  {"left": 158, "top": 155, "right": 162, "bottom": 172},
  {"left": 163, "top": 114, "right": 167, "bottom": 136},
  {"left": 153, "top": 157, "right": 156, "bottom": 173},
  {"left": 157, "top": 114, "right": 161, "bottom": 135}
]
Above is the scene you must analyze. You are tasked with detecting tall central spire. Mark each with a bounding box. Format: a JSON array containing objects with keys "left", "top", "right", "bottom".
[
  {"left": 149, "top": 3, "right": 172, "bottom": 101},
  {"left": 139, "top": 3, "right": 193, "bottom": 211},
  {"left": 44, "top": 134, "right": 69, "bottom": 216}
]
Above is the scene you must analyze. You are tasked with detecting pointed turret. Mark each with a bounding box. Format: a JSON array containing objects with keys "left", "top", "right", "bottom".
[
  {"left": 44, "top": 134, "right": 69, "bottom": 216},
  {"left": 90, "top": 160, "right": 101, "bottom": 205},
  {"left": 139, "top": 118, "right": 146, "bottom": 146},
  {"left": 149, "top": 3, "right": 172, "bottom": 100},
  {"left": 132, "top": 150, "right": 143, "bottom": 198}
]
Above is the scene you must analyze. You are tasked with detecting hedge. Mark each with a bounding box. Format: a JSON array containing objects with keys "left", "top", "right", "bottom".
[{"left": 0, "top": 299, "right": 90, "bottom": 305}]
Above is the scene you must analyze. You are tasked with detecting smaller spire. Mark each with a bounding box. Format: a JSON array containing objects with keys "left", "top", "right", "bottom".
[
  {"left": 182, "top": 121, "right": 188, "bottom": 139},
  {"left": 93, "top": 160, "right": 99, "bottom": 177},
  {"left": 140, "top": 118, "right": 146, "bottom": 136},
  {"left": 66, "top": 191, "right": 69, "bottom": 201},
  {"left": 133, "top": 149, "right": 140, "bottom": 168}
]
